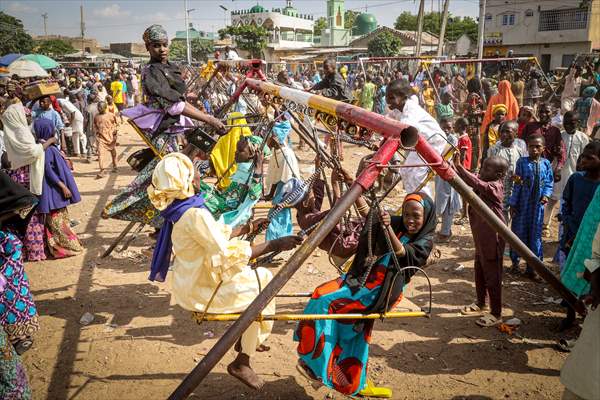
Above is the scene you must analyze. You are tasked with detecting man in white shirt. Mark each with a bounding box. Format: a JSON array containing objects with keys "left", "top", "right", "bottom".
[
  {"left": 58, "top": 95, "right": 85, "bottom": 157},
  {"left": 385, "top": 79, "right": 447, "bottom": 197},
  {"left": 224, "top": 46, "right": 241, "bottom": 60}
]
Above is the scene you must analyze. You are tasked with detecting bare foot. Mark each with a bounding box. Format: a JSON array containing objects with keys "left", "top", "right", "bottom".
[{"left": 227, "top": 353, "right": 264, "bottom": 390}]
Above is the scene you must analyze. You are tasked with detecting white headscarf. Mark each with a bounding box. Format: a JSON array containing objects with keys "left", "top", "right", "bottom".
[
  {"left": 147, "top": 153, "right": 195, "bottom": 210},
  {"left": 1, "top": 102, "right": 45, "bottom": 195}
]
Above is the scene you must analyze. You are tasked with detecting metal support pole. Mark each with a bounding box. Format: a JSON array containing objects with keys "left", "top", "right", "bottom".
[
  {"left": 415, "top": 0, "right": 425, "bottom": 56},
  {"left": 437, "top": 0, "right": 450, "bottom": 57},
  {"left": 476, "top": 0, "right": 487, "bottom": 77}
]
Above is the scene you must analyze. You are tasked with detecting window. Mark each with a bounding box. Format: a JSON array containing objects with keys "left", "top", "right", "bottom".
[
  {"left": 502, "top": 14, "right": 515, "bottom": 26},
  {"left": 525, "top": 9, "right": 534, "bottom": 17},
  {"left": 539, "top": 8, "right": 588, "bottom": 31},
  {"left": 485, "top": 13, "right": 492, "bottom": 21}
]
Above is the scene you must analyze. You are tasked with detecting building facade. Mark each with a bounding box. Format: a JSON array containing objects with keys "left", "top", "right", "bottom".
[
  {"left": 34, "top": 35, "right": 102, "bottom": 54},
  {"left": 483, "top": 0, "right": 600, "bottom": 70},
  {"left": 230, "top": 1, "right": 314, "bottom": 50}
]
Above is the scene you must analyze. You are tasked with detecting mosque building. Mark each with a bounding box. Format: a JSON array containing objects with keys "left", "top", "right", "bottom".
[
  {"left": 229, "top": 0, "right": 384, "bottom": 62},
  {"left": 231, "top": 1, "right": 315, "bottom": 49}
]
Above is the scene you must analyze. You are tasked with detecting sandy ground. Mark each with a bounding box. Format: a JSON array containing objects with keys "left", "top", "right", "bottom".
[{"left": 21, "top": 122, "right": 575, "bottom": 400}]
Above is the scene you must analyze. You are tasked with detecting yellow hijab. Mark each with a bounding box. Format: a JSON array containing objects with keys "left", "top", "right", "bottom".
[{"left": 209, "top": 111, "right": 252, "bottom": 190}]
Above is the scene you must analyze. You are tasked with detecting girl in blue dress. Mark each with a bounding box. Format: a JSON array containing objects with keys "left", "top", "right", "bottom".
[{"left": 295, "top": 192, "right": 436, "bottom": 397}]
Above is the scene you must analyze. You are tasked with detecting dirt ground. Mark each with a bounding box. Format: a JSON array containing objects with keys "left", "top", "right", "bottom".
[{"left": 21, "top": 122, "right": 575, "bottom": 400}]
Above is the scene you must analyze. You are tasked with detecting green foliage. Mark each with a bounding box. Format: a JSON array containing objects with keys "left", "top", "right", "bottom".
[
  {"left": 313, "top": 17, "right": 328, "bottom": 36},
  {"left": 33, "top": 39, "right": 75, "bottom": 57},
  {"left": 394, "top": 11, "right": 417, "bottom": 30},
  {"left": 169, "top": 41, "right": 187, "bottom": 61},
  {"left": 0, "top": 12, "right": 34, "bottom": 54},
  {"left": 190, "top": 39, "right": 214, "bottom": 62},
  {"left": 394, "top": 11, "right": 478, "bottom": 42},
  {"left": 344, "top": 10, "right": 359, "bottom": 30},
  {"left": 219, "top": 25, "right": 270, "bottom": 58},
  {"left": 168, "top": 39, "right": 215, "bottom": 62},
  {"left": 367, "top": 31, "right": 402, "bottom": 57}
]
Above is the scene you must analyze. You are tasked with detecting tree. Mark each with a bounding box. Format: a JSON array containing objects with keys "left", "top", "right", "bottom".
[
  {"left": 394, "top": 11, "right": 417, "bottom": 31},
  {"left": 0, "top": 12, "right": 34, "bottom": 54},
  {"left": 367, "top": 31, "right": 403, "bottom": 57},
  {"left": 169, "top": 41, "right": 187, "bottom": 61},
  {"left": 344, "top": 10, "right": 359, "bottom": 30},
  {"left": 191, "top": 40, "right": 214, "bottom": 62},
  {"left": 313, "top": 17, "right": 327, "bottom": 36},
  {"left": 34, "top": 39, "right": 76, "bottom": 57},
  {"left": 219, "top": 25, "right": 270, "bottom": 58},
  {"left": 394, "top": 11, "right": 478, "bottom": 42}
]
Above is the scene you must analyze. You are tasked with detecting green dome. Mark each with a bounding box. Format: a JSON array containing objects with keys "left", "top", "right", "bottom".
[
  {"left": 250, "top": 4, "right": 266, "bottom": 13},
  {"left": 353, "top": 13, "right": 377, "bottom": 35},
  {"left": 283, "top": 6, "right": 298, "bottom": 17}
]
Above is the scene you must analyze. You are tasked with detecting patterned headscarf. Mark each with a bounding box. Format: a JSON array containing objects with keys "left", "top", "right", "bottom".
[
  {"left": 492, "top": 103, "right": 508, "bottom": 115},
  {"left": 143, "top": 24, "right": 168, "bottom": 44}
]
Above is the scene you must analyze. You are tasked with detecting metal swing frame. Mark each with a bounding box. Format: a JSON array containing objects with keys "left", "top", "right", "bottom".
[{"left": 166, "top": 77, "right": 585, "bottom": 400}]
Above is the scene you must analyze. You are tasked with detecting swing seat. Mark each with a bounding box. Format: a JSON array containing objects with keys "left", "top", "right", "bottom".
[{"left": 191, "top": 310, "right": 427, "bottom": 323}]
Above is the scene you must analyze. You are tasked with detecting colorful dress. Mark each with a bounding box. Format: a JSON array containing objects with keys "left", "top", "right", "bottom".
[
  {"left": 199, "top": 161, "right": 262, "bottom": 227},
  {"left": 560, "top": 172, "right": 600, "bottom": 254},
  {"left": 0, "top": 327, "right": 31, "bottom": 400},
  {"left": 8, "top": 167, "right": 46, "bottom": 262},
  {"left": 295, "top": 195, "right": 436, "bottom": 396},
  {"left": 464, "top": 92, "right": 484, "bottom": 171},
  {"left": 0, "top": 232, "right": 39, "bottom": 344},
  {"left": 509, "top": 157, "right": 554, "bottom": 267},
  {"left": 103, "top": 61, "right": 192, "bottom": 227},
  {"left": 561, "top": 186, "right": 600, "bottom": 297}
]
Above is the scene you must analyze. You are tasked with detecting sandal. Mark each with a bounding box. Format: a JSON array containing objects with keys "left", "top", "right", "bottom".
[
  {"left": 13, "top": 338, "right": 33, "bottom": 355},
  {"left": 461, "top": 303, "right": 489, "bottom": 316},
  {"left": 476, "top": 314, "right": 502, "bottom": 327},
  {"left": 359, "top": 378, "right": 393, "bottom": 398},
  {"left": 556, "top": 338, "right": 576, "bottom": 353}
]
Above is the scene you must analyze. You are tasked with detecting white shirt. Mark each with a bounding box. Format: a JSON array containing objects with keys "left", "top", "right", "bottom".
[
  {"left": 554, "top": 130, "right": 590, "bottom": 198},
  {"left": 386, "top": 98, "right": 447, "bottom": 196},
  {"left": 57, "top": 99, "right": 83, "bottom": 122}
]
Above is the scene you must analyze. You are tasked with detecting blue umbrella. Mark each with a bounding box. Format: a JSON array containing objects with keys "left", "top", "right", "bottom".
[{"left": 0, "top": 53, "right": 23, "bottom": 67}]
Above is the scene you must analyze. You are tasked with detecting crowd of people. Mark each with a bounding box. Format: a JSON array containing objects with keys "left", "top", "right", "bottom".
[{"left": 0, "top": 22, "right": 599, "bottom": 399}]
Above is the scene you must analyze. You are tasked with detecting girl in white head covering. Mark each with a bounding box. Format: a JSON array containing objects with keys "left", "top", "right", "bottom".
[
  {"left": 1, "top": 101, "right": 48, "bottom": 195},
  {"left": 148, "top": 152, "right": 303, "bottom": 390}
]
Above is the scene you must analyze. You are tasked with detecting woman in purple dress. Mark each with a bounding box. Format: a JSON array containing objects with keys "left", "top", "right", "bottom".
[{"left": 33, "top": 118, "right": 83, "bottom": 258}]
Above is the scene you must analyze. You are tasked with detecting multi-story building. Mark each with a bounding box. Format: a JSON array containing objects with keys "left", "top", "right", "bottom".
[
  {"left": 483, "top": 0, "right": 600, "bottom": 70},
  {"left": 230, "top": 1, "right": 314, "bottom": 50}
]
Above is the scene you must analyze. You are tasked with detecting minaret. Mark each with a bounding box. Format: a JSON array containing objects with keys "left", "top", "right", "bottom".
[{"left": 327, "top": 0, "right": 345, "bottom": 29}]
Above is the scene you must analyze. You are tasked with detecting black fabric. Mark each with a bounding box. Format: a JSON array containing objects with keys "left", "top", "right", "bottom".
[
  {"left": 345, "top": 192, "right": 436, "bottom": 313},
  {"left": 0, "top": 170, "right": 38, "bottom": 233},
  {"left": 312, "top": 72, "right": 353, "bottom": 103},
  {"left": 144, "top": 61, "right": 187, "bottom": 134}
]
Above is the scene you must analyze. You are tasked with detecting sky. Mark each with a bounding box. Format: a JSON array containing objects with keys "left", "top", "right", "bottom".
[{"left": 1, "top": 0, "right": 479, "bottom": 46}]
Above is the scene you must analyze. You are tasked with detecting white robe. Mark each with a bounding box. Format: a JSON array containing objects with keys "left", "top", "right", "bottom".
[
  {"left": 171, "top": 207, "right": 274, "bottom": 355},
  {"left": 386, "top": 98, "right": 447, "bottom": 197},
  {"left": 0, "top": 102, "right": 45, "bottom": 195}
]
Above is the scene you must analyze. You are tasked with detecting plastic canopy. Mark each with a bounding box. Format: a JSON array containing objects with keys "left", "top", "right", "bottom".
[
  {"left": 0, "top": 53, "right": 23, "bottom": 67},
  {"left": 21, "top": 54, "right": 59, "bottom": 70}
]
